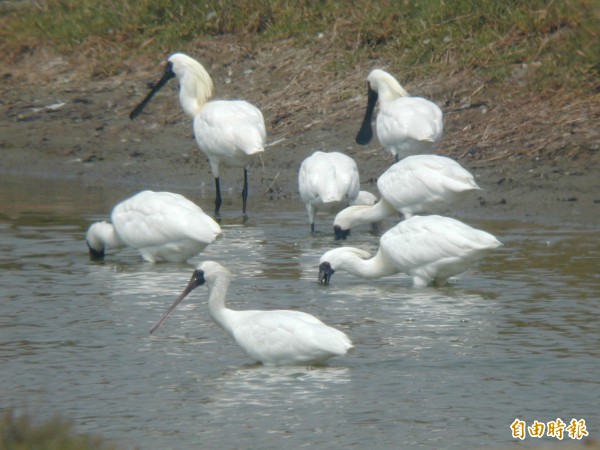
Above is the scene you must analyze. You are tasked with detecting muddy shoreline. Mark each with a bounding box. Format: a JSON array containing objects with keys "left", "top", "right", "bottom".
[{"left": 1, "top": 44, "right": 599, "bottom": 228}]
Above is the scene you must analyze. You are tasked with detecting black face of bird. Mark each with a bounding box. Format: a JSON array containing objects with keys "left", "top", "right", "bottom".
[
  {"left": 333, "top": 225, "right": 350, "bottom": 241},
  {"left": 150, "top": 268, "right": 206, "bottom": 334},
  {"left": 318, "top": 262, "right": 335, "bottom": 286},
  {"left": 355, "top": 82, "right": 378, "bottom": 145},
  {"left": 87, "top": 242, "right": 105, "bottom": 261},
  {"left": 129, "top": 60, "right": 176, "bottom": 120}
]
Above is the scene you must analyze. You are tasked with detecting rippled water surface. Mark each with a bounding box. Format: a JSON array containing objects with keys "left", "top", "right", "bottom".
[{"left": 1, "top": 175, "right": 599, "bottom": 449}]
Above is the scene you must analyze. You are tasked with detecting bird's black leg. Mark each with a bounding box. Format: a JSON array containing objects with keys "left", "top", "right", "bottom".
[
  {"left": 214, "top": 177, "right": 222, "bottom": 219},
  {"left": 242, "top": 169, "right": 249, "bottom": 217}
]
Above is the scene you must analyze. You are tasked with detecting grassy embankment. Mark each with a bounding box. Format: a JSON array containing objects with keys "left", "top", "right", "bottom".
[{"left": 1, "top": 0, "right": 598, "bottom": 91}]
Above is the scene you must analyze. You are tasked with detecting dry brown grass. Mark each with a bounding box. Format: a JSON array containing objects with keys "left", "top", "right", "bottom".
[{"left": 1, "top": 8, "right": 598, "bottom": 166}]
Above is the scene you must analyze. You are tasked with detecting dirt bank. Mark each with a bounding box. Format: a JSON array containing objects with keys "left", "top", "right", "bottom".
[{"left": 1, "top": 40, "right": 599, "bottom": 227}]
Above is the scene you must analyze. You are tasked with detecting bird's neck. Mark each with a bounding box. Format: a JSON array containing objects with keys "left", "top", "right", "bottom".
[
  {"left": 378, "top": 82, "right": 410, "bottom": 104},
  {"left": 179, "top": 92, "right": 206, "bottom": 118},
  {"left": 207, "top": 275, "right": 236, "bottom": 338},
  {"left": 340, "top": 249, "right": 398, "bottom": 279},
  {"left": 179, "top": 69, "right": 214, "bottom": 118},
  {"left": 337, "top": 200, "right": 397, "bottom": 230}
]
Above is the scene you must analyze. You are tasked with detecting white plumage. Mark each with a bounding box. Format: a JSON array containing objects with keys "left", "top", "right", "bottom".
[
  {"left": 150, "top": 261, "right": 353, "bottom": 366},
  {"left": 298, "top": 151, "right": 361, "bottom": 232},
  {"left": 356, "top": 69, "right": 443, "bottom": 161},
  {"left": 85, "top": 191, "right": 221, "bottom": 263},
  {"left": 333, "top": 154, "right": 481, "bottom": 238},
  {"left": 320, "top": 215, "right": 501, "bottom": 287},
  {"left": 353, "top": 190, "right": 378, "bottom": 207},
  {"left": 130, "top": 53, "right": 266, "bottom": 218}
]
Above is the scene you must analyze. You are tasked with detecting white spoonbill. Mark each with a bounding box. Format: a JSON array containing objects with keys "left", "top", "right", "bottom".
[
  {"left": 319, "top": 215, "right": 501, "bottom": 287},
  {"left": 150, "top": 261, "right": 353, "bottom": 366},
  {"left": 333, "top": 154, "right": 480, "bottom": 239},
  {"left": 356, "top": 69, "right": 443, "bottom": 161},
  {"left": 86, "top": 191, "right": 221, "bottom": 263},
  {"left": 130, "top": 53, "right": 266, "bottom": 218},
  {"left": 298, "top": 151, "right": 363, "bottom": 233}
]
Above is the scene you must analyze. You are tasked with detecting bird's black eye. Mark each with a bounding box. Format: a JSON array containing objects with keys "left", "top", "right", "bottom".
[
  {"left": 194, "top": 269, "right": 206, "bottom": 284},
  {"left": 187, "top": 269, "right": 207, "bottom": 289}
]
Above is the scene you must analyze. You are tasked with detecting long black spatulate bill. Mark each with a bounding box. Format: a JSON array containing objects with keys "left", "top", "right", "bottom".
[
  {"left": 130, "top": 61, "right": 176, "bottom": 120},
  {"left": 355, "top": 84, "right": 378, "bottom": 145}
]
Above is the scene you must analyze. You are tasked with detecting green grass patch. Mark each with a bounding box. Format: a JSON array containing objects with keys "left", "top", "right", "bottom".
[
  {"left": 1, "top": 0, "right": 598, "bottom": 88},
  {"left": 0, "top": 410, "right": 120, "bottom": 450}
]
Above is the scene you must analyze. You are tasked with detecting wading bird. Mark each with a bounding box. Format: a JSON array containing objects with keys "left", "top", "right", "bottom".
[
  {"left": 130, "top": 53, "right": 266, "bottom": 218},
  {"left": 150, "top": 261, "right": 353, "bottom": 366},
  {"left": 356, "top": 69, "right": 443, "bottom": 161},
  {"left": 319, "top": 215, "right": 501, "bottom": 287},
  {"left": 298, "top": 151, "right": 362, "bottom": 233},
  {"left": 86, "top": 191, "right": 221, "bottom": 263},
  {"left": 333, "top": 154, "right": 480, "bottom": 239}
]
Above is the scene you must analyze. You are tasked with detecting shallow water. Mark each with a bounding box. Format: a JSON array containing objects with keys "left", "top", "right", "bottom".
[{"left": 1, "top": 175, "right": 598, "bottom": 449}]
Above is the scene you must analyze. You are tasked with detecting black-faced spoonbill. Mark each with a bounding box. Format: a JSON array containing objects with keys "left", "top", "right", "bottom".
[
  {"left": 85, "top": 191, "right": 221, "bottom": 263},
  {"left": 319, "top": 215, "right": 501, "bottom": 287},
  {"left": 356, "top": 69, "right": 443, "bottom": 161},
  {"left": 150, "top": 261, "right": 353, "bottom": 366},
  {"left": 130, "top": 53, "right": 266, "bottom": 219},
  {"left": 333, "top": 154, "right": 481, "bottom": 239},
  {"left": 298, "top": 151, "right": 367, "bottom": 233}
]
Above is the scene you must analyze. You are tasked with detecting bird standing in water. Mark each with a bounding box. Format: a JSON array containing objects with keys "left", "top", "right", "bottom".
[
  {"left": 298, "top": 151, "right": 361, "bottom": 233},
  {"left": 320, "top": 215, "right": 501, "bottom": 287},
  {"left": 85, "top": 190, "right": 221, "bottom": 263},
  {"left": 130, "top": 53, "right": 266, "bottom": 219},
  {"left": 151, "top": 261, "right": 353, "bottom": 366},
  {"left": 333, "top": 154, "right": 480, "bottom": 239}
]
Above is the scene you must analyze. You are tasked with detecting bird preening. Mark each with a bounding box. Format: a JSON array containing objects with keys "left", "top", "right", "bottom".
[{"left": 130, "top": 52, "right": 266, "bottom": 219}]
